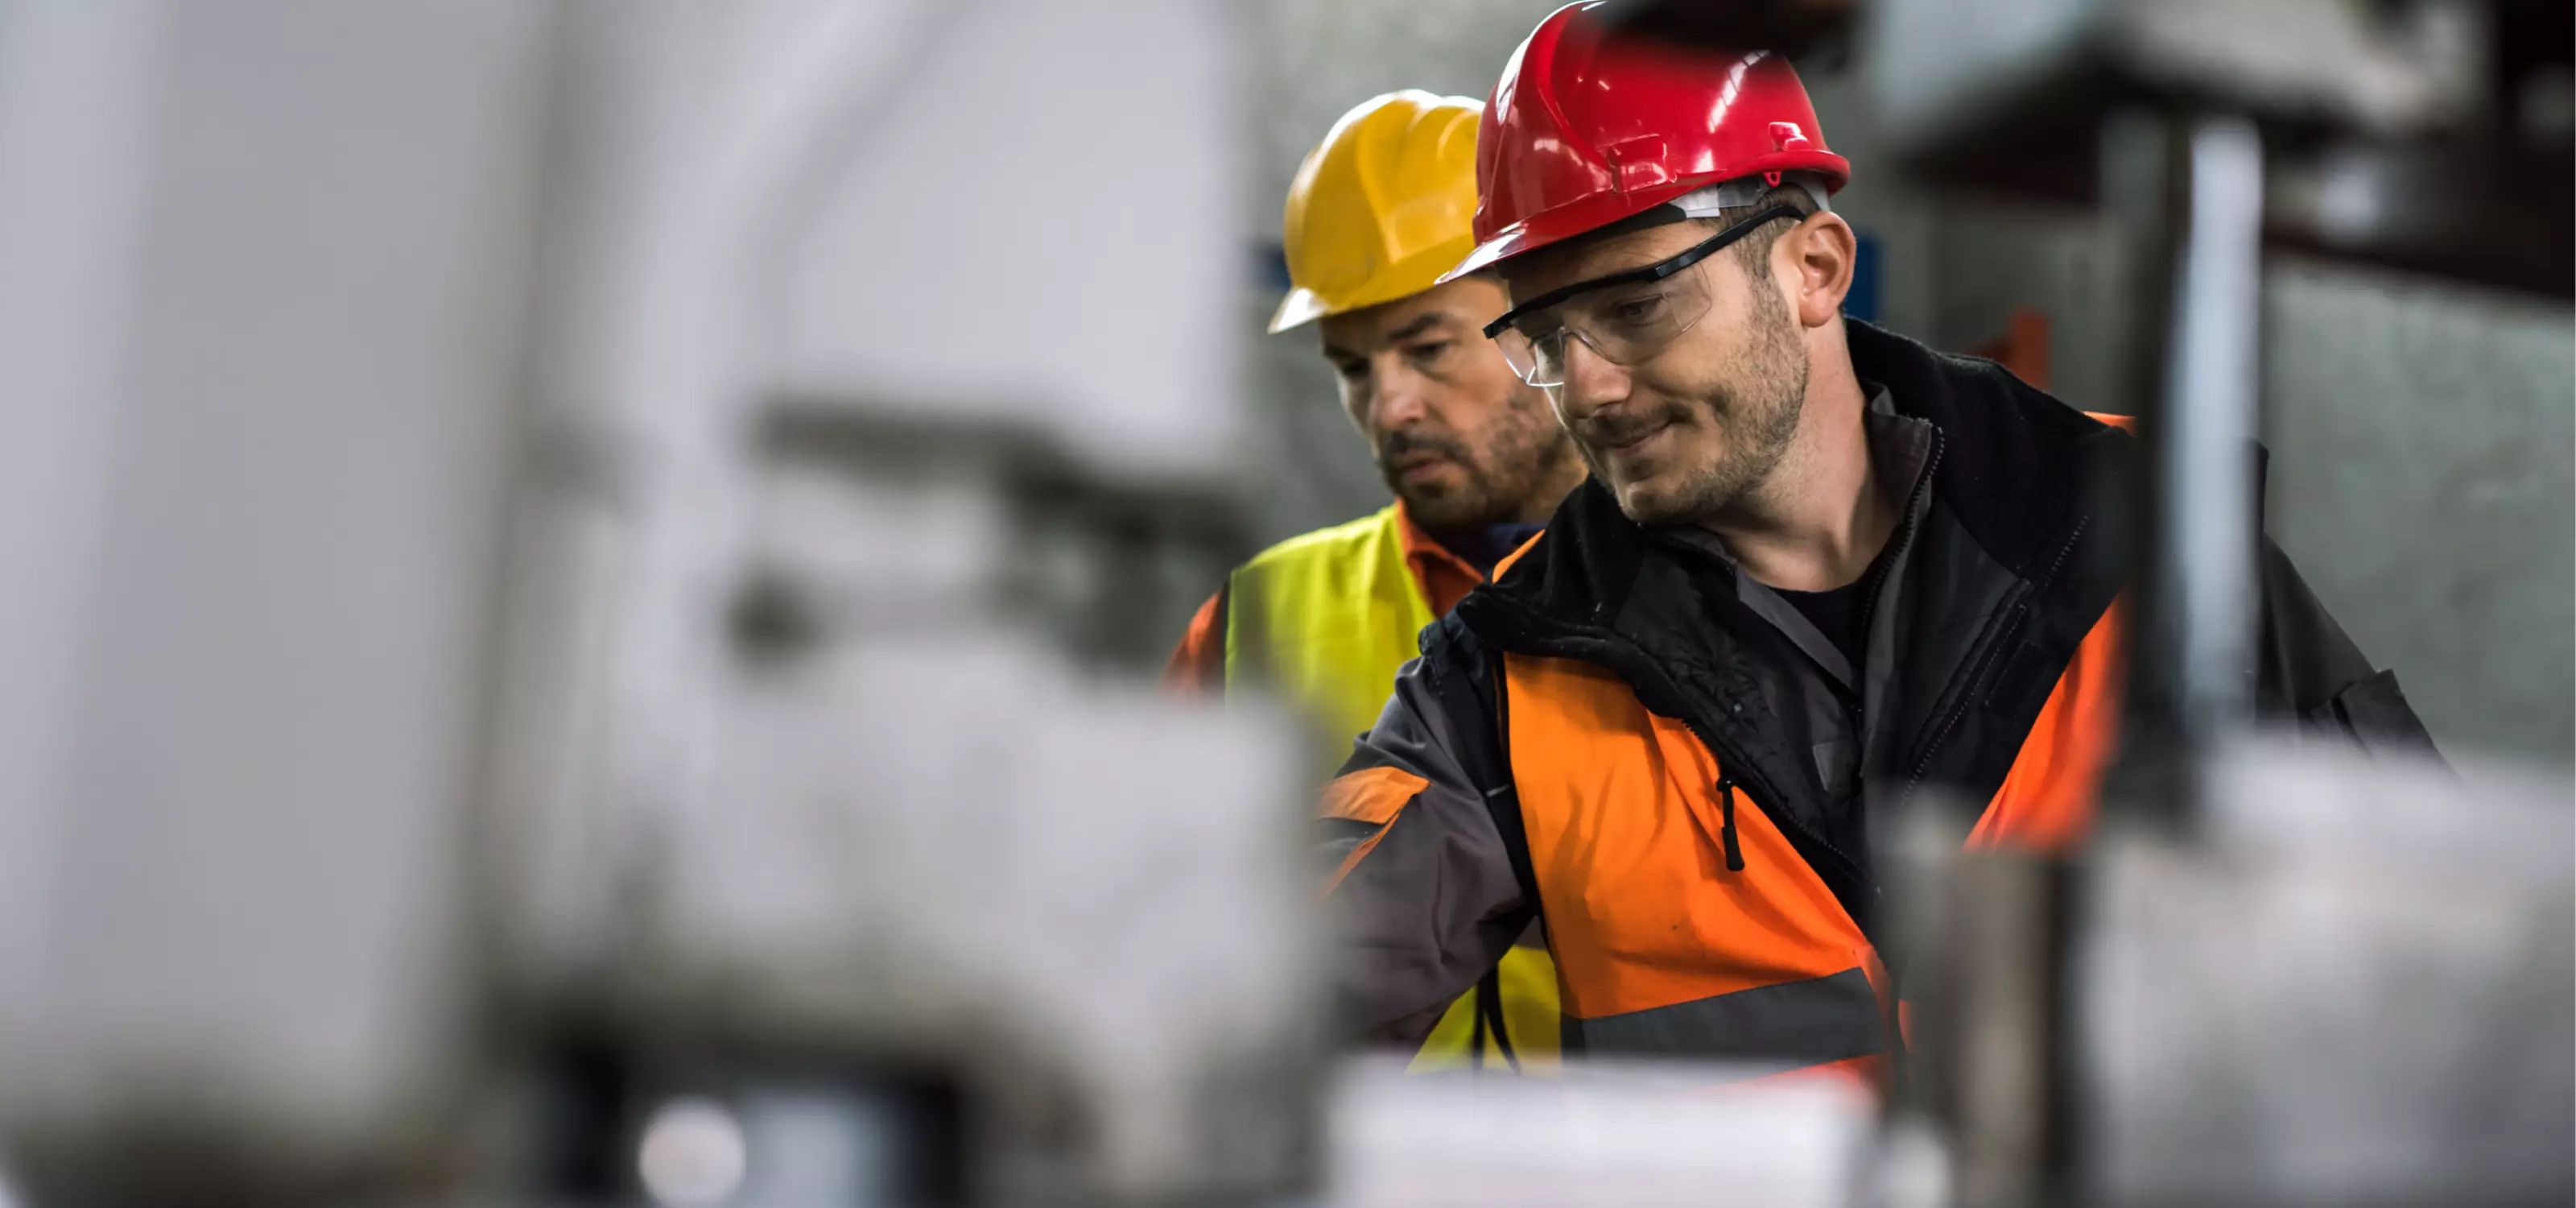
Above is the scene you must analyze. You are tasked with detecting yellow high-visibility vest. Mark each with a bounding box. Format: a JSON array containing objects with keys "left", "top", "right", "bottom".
[{"left": 1224, "top": 503, "right": 1558, "bottom": 1070}]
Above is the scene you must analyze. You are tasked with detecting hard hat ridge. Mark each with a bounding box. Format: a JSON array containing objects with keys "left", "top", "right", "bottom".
[{"left": 1442, "top": 2, "right": 1849, "bottom": 283}]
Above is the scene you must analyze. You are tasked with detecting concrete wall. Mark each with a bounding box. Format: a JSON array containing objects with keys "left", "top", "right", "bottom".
[
  {"left": 2260, "top": 259, "right": 2574, "bottom": 765},
  {"left": 1901, "top": 190, "right": 2575, "bottom": 765}
]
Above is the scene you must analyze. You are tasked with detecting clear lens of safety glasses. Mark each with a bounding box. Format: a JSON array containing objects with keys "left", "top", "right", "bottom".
[
  {"left": 1484, "top": 203, "right": 1805, "bottom": 388},
  {"left": 1493, "top": 265, "right": 1715, "bottom": 387}
]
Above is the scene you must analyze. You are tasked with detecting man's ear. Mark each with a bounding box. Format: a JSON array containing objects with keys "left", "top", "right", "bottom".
[{"left": 1781, "top": 211, "right": 1856, "bottom": 329}]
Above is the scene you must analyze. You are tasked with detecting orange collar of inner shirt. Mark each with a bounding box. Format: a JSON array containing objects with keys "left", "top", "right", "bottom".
[{"left": 1393, "top": 500, "right": 1489, "bottom": 619}]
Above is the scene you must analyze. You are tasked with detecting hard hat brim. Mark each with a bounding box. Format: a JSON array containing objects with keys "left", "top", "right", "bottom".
[{"left": 1266, "top": 287, "right": 1332, "bottom": 334}]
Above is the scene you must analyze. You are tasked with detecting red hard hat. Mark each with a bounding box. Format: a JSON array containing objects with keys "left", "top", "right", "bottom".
[{"left": 1443, "top": 1, "right": 1850, "bottom": 282}]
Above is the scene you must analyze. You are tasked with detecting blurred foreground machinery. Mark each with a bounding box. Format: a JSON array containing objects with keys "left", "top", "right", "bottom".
[
  {"left": 0, "top": 0, "right": 1318, "bottom": 1204},
  {"left": 1852, "top": 2, "right": 2576, "bottom": 1206}
]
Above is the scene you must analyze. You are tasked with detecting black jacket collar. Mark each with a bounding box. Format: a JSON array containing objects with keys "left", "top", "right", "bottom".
[{"left": 1463, "top": 319, "right": 2131, "bottom": 638}]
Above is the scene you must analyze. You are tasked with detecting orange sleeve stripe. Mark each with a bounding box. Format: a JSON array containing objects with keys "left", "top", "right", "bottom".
[
  {"left": 1319, "top": 765, "right": 1428, "bottom": 824},
  {"left": 1318, "top": 765, "right": 1429, "bottom": 898}
]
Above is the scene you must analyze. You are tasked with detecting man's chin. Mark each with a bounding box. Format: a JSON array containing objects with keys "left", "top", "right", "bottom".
[
  {"left": 1609, "top": 475, "right": 1692, "bottom": 526},
  {"left": 1393, "top": 486, "right": 1488, "bottom": 532}
]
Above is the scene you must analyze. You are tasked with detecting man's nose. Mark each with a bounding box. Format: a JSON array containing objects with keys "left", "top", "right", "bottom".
[
  {"left": 1369, "top": 354, "right": 1433, "bottom": 432},
  {"left": 1554, "top": 333, "right": 1632, "bottom": 418}
]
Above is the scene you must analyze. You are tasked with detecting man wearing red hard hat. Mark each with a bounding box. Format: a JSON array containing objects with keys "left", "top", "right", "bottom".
[{"left": 1317, "top": 2, "right": 2434, "bottom": 1071}]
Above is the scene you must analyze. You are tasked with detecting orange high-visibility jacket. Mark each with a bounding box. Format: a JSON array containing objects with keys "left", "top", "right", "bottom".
[{"left": 1319, "top": 321, "right": 2436, "bottom": 1072}]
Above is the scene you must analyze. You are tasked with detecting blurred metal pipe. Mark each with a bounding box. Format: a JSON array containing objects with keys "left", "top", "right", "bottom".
[
  {"left": 2161, "top": 116, "right": 2264, "bottom": 752},
  {"left": 1905, "top": 110, "right": 2272, "bottom": 1208},
  {"left": 2099, "top": 110, "right": 2264, "bottom": 825}
]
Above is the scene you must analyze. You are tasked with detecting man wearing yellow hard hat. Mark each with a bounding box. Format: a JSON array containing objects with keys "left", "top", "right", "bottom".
[{"left": 1166, "top": 91, "right": 1583, "bottom": 1070}]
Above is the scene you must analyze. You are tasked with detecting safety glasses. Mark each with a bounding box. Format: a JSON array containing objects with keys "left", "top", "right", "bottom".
[{"left": 1483, "top": 205, "right": 1803, "bottom": 388}]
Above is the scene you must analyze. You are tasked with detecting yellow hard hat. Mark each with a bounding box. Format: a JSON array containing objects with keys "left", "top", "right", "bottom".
[{"left": 1269, "top": 91, "right": 1483, "bottom": 333}]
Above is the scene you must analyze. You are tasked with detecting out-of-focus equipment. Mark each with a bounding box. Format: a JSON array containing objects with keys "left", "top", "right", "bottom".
[
  {"left": 1329, "top": 1055, "right": 1872, "bottom": 1208},
  {"left": 1269, "top": 90, "right": 1485, "bottom": 333},
  {"left": 0, "top": 1, "right": 1313, "bottom": 1205},
  {"left": 1860, "top": 0, "right": 2575, "bottom": 300},
  {"left": 1840, "top": 1, "right": 2575, "bottom": 1206},
  {"left": 1445, "top": 0, "right": 1849, "bottom": 280}
]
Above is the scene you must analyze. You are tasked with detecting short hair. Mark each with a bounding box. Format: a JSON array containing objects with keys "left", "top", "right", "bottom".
[{"left": 1686, "top": 180, "right": 1823, "bottom": 272}]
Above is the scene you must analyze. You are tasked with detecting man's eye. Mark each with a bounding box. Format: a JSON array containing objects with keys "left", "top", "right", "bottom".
[
  {"left": 1406, "top": 341, "right": 1455, "bottom": 362},
  {"left": 1331, "top": 360, "right": 1367, "bottom": 379},
  {"left": 1607, "top": 295, "right": 1666, "bottom": 325}
]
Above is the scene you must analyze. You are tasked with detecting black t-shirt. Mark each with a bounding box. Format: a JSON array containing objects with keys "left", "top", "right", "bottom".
[
  {"left": 1770, "top": 577, "right": 1872, "bottom": 676},
  {"left": 1772, "top": 527, "right": 1904, "bottom": 681}
]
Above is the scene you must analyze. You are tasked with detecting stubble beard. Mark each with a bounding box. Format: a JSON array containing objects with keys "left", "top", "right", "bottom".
[
  {"left": 1590, "top": 279, "right": 1810, "bottom": 527},
  {"left": 1381, "top": 380, "right": 1578, "bottom": 531}
]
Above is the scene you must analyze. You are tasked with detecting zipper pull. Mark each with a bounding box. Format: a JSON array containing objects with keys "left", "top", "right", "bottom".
[{"left": 1717, "top": 776, "right": 1744, "bottom": 872}]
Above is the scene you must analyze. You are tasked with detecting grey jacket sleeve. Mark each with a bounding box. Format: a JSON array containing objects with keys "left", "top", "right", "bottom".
[
  {"left": 2256, "top": 536, "right": 2442, "bottom": 759},
  {"left": 1319, "top": 646, "right": 1533, "bottom": 1044}
]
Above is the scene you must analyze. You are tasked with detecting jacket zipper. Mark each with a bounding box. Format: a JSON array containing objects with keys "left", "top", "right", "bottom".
[
  {"left": 1901, "top": 514, "right": 2091, "bottom": 795},
  {"left": 1475, "top": 432, "right": 1963, "bottom": 896},
  {"left": 1670, "top": 699, "right": 1856, "bottom": 883},
  {"left": 1471, "top": 593, "right": 1833, "bottom": 885},
  {"left": 1715, "top": 777, "right": 1744, "bottom": 871},
  {"left": 1675, "top": 436, "right": 1951, "bottom": 883},
  {"left": 1702, "top": 429, "right": 1941, "bottom": 880}
]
